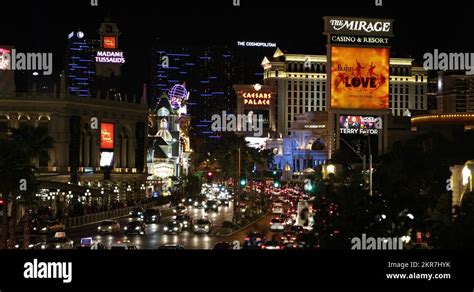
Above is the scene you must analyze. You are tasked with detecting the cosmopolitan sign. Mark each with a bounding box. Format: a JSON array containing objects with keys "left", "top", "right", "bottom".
[
  {"left": 95, "top": 50, "right": 125, "bottom": 64},
  {"left": 324, "top": 17, "right": 394, "bottom": 37},
  {"left": 237, "top": 41, "right": 277, "bottom": 48}
]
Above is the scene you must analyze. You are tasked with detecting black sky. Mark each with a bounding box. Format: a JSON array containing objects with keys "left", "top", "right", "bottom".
[{"left": 1, "top": 0, "right": 473, "bottom": 95}]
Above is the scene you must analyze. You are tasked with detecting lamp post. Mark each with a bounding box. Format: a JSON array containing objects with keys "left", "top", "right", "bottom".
[{"left": 340, "top": 136, "right": 373, "bottom": 196}]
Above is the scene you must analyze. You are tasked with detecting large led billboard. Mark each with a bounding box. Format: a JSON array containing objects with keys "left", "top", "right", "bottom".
[
  {"left": 330, "top": 46, "right": 389, "bottom": 110},
  {"left": 0, "top": 46, "right": 15, "bottom": 94},
  {"left": 100, "top": 151, "right": 114, "bottom": 167},
  {"left": 100, "top": 123, "right": 115, "bottom": 150},
  {"left": 102, "top": 36, "right": 117, "bottom": 49},
  {"left": 339, "top": 115, "right": 382, "bottom": 135}
]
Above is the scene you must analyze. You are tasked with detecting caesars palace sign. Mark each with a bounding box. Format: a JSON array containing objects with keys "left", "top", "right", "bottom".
[{"left": 243, "top": 92, "right": 272, "bottom": 106}]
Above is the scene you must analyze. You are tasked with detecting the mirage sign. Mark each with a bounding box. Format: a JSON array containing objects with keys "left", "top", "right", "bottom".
[{"left": 324, "top": 16, "right": 394, "bottom": 37}]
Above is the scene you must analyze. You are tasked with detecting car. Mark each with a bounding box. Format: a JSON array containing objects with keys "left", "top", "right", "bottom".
[
  {"left": 75, "top": 237, "right": 106, "bottom": 250},
  {"left": 205, "top": 200, "right": 219, "bottom": 213},
  {"left": 157, "top": 244, "right": 185, "bottom": 250},
  {"left": 219, "top": 199, "right": 230, "bottom": 207},
  {"left": 283, "top": 242, "right": 304, "bottom": 249},
  {"left": 280, "top": 231, "right": 298, "bottom": 244},
  {"left": 32, "top": 220, "right": 65, "bottom": 234},
  {"left": 181, "top": 196, "right": 195, "bottom": 206},
  {"left": 193, "top": 218, "right": 212, "bottom": 234},
  {"left": 271, "top": 206, "right": 283, "bottom": 215},
  {"left": 110, "top": 240, "right": 138, "bottom": 250},
  {"left": 129, "top": 207, "right": 145, "bottom": 218},
  {"left": 279, "top": 214, "right": 294, "bottom": 226},
  {"left": 174, "top": 214, "right": 193, "bottom": 230},
  {"left": 270, "top": 218, "right": 285, "bottom": 232},
  {"left": 163, "top": 220, "right": 183, "bottom": 234},
  {"left": 143, "top": 208, "right": 161, "bottom": 224},
  {"left": 13, "top": 235, "right": 45, "bottom": 249},
  {"left": 261, "top": 240, "right": 283, "bottom": 250},
  {"left": 172, "top": 205, "right": 188, "bottom": 215},
  {"left": 243, "top": 232, "right": 265, "bottom": 249},
  {"left": 193, "top": 198, "right": 206, "bottom": 209},
  {"left": 97, "top": 220, "right": 121, "bottom": 234},
  {"left": 38, "top": 233, "right": 74, "bottom": 250},
  {"left": 212, "top": 242, "right": 235, "bottom": 250},
  {"left": 124, "top": 221, "right": 146, "bottom": 235},
  {"left": 290, "top": 225, "right": 305, "bottom": 235}
]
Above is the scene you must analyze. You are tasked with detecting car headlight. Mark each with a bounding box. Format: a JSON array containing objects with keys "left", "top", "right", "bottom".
[
  {"left": 205, "top": 226, "right": 209, "bottom": 230},
  {"left": 135, "top": 227, "right": 140, "bottom": 230},
  {"left": 183, "top": 221, "right": 188, "bottom": 225},
  {"left": 164, "top": 227, "right": 168, "bottom": 231},
  {"left": 194, "top": 202, "right": 198, "bottom": 206},
  {"left": 173, "top": 209, "right": 177, "bottom": 213},
  {"left": 14, "top": 244, "right": 19, "bottom": 248},
  {"left": 173, "top": 227, "right": 178, "bottom": 231},
  {"left": 41, "top": 245, "right": 46, "bottom": 249},
  {"left": 98, "top": 226, "right": 101, "bottom": 230},
  {"left": 33, "top": 227, "right": 37, "bottom": 231},
  {"left": 129, "top": 212, "right": 133, "bottom": 215},
  {"left": 108, "top": 226, "right": 112, "bottom": 229},
  {"left": 28, "top": 244, "right": 34, "bottom": 248},
  {"left": 213, "top": 205, "right": 217, "bottom": 208},
  {"left": 41, "top": 227, "right": 47, "bottom": 231},
  {"left": 124, "top": 227, "right": 128, "bottom": 230},
  {"left": 152, "top": 215, "right": 156, "bottom": 219},
  {"left": 56, "top": 245, "right": 61, "bottom": 249}
]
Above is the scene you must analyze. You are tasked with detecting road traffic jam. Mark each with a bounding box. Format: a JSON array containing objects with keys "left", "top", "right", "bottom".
[{"left": 14, "top": 183, "right": 317, "bottom": 250}]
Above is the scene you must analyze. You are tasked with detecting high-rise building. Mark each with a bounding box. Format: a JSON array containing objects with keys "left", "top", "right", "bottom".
[
  {"left": 151, "top": 40, "right": 276, "bottom": 141},
  {"left": 65, "top": 30, "right": 97, "bottom": 97},
  {"left": 437, "top": 72, "right": 474, "bottom": 113},
  {"left": 262, "top": 48, "right": 429, "bottom": 136}
]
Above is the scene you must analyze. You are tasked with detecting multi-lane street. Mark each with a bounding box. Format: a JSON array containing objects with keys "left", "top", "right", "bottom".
[
  {"left": 28, "top": 183, "right": 310, "bottom": 250},
  {"left": 66, "top": 203, "right": 237, "bottom": 249}
]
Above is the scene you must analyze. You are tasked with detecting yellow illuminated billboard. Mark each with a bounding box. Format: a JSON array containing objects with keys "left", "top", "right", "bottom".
[{"left": 330, "top": 46, "right": 389, "bottom": 110}]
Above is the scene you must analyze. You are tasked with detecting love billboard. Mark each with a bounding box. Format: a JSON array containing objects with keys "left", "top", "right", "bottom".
[{"left": 330, "top": 46, "right": 389, "bottom": 110}]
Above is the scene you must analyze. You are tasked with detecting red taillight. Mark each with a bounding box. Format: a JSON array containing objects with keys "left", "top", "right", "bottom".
[
  {"left": 244, "top": 237, "right": 250, "bottom": 241},
  {"left": 261, "top": 245, "right": 266, "bottom": 249},
  {"left": 256, "top": 238, "right": 262, "bottom": 241}
]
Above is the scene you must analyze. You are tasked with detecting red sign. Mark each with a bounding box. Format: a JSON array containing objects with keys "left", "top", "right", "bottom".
[
  {"left": 103, "top": 36, "right": 117, "bottom": 49},
  {"left": 100, "top": 123, "right": 114, "bottom": 150}
]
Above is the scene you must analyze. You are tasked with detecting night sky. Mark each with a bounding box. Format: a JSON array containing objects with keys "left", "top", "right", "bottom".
[{"left": 1, "top": 0, "right": 473, "bottom": 95}]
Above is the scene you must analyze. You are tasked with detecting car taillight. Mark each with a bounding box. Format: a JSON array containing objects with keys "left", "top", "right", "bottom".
[
  {"left": 261, "top": 245, "right": 266, "bottom": 249},
  {"left": 256, "top": 238, "right": 261, "bottom": 241},
  {"left": 244, "top": 237, "right": 250, "bottom": 241}
]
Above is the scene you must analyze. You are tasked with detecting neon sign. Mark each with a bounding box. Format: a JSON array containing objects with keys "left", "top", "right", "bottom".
[
  {"left": 243, "top": 92, "right": 272, "bottom": 106},
  {"left": 95, "top": 50, "right": 125, "bottom": 64}
]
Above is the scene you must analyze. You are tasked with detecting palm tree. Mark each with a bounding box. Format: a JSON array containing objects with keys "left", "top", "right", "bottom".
[
  {"left": 0, "top": 139, "right": 34, "bottom": 249},
  {"left": 8, "top": 125, "right": 54, "bottom": 249}
]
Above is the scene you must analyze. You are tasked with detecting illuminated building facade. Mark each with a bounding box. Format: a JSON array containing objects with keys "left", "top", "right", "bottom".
[
  {"left": 151, "top": 41, "right": 275, "bottom": 142},
  {"left": 262, "top": 49, "right": 428, "bottom": 136},
  {"left": 65, "top": 30, "right": 97, "bottom": 97},
  {"left": 147, "top": 85, "right": 192, "bottom": 193}
]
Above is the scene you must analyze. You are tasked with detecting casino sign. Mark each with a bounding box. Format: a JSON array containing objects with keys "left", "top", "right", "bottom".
[{"left": 243, "top": 92, "right": 272, "bottom": 106}]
